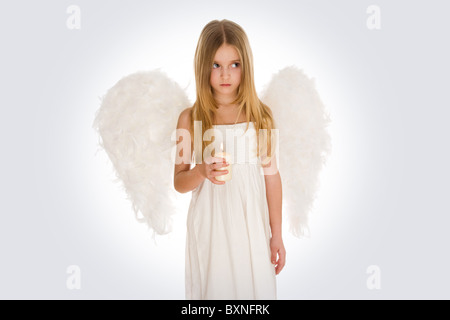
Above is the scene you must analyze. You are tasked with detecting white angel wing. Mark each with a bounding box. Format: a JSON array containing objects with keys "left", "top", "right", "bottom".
[
  {"left": 260, "top": 66, "right": 332, "bottom": 237},
  {"left": 93, "top": 70, "right": 190, "bottom": 235}
]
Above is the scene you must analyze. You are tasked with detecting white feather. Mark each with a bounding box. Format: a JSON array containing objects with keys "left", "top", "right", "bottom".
[
  {"left": 93, "top": 70, "right": 190, "bottom": 235},
  {"left": 260, "top": 66, "right": 332, "bottom": 237}
]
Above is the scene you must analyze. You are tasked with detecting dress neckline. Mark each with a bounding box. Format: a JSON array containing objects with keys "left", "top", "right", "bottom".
[{"left": 213, "top": 121, "right": 253, "bottom": 127}]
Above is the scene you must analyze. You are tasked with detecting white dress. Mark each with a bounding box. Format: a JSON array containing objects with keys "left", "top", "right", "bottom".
[{"left": 185, "top": 121, "right": 277, "bottom": 300}]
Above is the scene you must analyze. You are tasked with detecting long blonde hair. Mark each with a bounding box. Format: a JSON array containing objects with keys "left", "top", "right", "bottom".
[{"left": 190, "top": 19, "right": 275, "bottom": 165}]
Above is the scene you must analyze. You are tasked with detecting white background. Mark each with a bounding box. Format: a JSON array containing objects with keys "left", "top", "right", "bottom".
[{"left": 1, "top": 0, "right": 449, "bottom": 299}]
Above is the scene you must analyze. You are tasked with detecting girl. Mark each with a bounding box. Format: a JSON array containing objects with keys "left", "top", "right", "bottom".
[{"left": 174, "top": 19, "right": 285, "bottom": 300}]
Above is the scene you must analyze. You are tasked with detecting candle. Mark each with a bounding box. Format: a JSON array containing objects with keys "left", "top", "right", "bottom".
[{"left": 215, "top": 142, "right": 232, "bottom": 182}]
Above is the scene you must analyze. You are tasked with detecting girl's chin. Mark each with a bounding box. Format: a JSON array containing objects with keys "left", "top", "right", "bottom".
[{"left": 214, "top": 87, "right": 237, "bottom": 94}]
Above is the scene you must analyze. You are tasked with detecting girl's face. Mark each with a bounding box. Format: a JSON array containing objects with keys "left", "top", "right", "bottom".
[{"left": 210, "top": 44, "right": 242, "bottom": 101}]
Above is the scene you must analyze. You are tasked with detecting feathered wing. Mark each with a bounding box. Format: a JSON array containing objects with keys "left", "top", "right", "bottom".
[
  {"left": 260, "top": 66, "right": 332, "bottom": 238},
  {"left": 93, "top": 70, "right": 190, "bottom": 235}
]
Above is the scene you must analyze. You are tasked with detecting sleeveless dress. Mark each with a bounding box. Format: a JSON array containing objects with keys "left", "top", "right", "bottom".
[{"left": 185, "top": 121, "right": 277, "bottom": 300}]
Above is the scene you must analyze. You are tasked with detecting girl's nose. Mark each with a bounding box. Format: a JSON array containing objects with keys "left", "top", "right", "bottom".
[{"left": 220, "top": 67, "right": 231, "bottom": 77}]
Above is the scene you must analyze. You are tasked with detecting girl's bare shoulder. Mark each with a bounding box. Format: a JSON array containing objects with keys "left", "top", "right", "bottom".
[{"left": 177, "top": 107, "right": 193, "bottom": 129}]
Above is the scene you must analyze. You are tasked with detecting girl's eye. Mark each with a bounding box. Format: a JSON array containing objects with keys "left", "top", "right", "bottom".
[
  {"left": 213, "top": 63, "right": 220, "bottom": 69},
  {"left": 232, "top": 63, "right": 240, "bottom": 68}
]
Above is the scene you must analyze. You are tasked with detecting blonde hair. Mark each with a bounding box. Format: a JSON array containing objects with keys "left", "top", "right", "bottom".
[{"left": 190, "top": 19, "right": 276, "bottom": 165}]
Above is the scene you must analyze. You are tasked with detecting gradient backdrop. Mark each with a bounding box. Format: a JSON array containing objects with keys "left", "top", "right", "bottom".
[{"left": 0, "top": 0, "right": 449, "bottom": 299}]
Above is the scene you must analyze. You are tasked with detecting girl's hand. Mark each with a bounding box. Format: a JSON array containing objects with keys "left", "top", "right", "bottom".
[
  {"left": 270, "top": 236, "right": 286, "bottom": 275},
  {"left": 197, "top": 156, "right": 230, "bottom": 185}
]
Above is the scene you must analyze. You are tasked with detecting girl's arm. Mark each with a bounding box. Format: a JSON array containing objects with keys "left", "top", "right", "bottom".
[
  {"left": 174, "top": 165, "right": 206, "bottom": 194},
  {"left": 173, "top": 108, "right": 205, "bottom": 193},
  {"left": 263, "top": 156, "right": 286, "bottom": 275},
  {"left": 173, "top": 108, "right": 229, "bottom": 193}
]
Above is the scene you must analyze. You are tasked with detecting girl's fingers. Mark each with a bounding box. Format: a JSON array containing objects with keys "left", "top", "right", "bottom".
[
  {"left": 206, "top": 157, "right": 229, "bottom": 184},
  {"left": 276, "top": 261, "right": 285, "bottom": 274},
  {"left": 270, "top": 245, "right": 286, "bottom": 275},
  {"left": 212, "top": 178, "right": 225, "bottom": 185},
  {"left": 215, "top": 156, "right": 228, "bottom": 163},
  {"left": 206, "top": 156, "right": 227, "bottom": 164},
  {"left": 212, "top": 170, "right": 228, "bottom": 176},
  {"left": 271, "top": 249, "right": 278, "bottom": 265},
  {"left": 275, "top": 250, "right": 286, "bottom": 275},
  {"left": 213, "top": 162, "right": 229, "bottom": 170}
]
